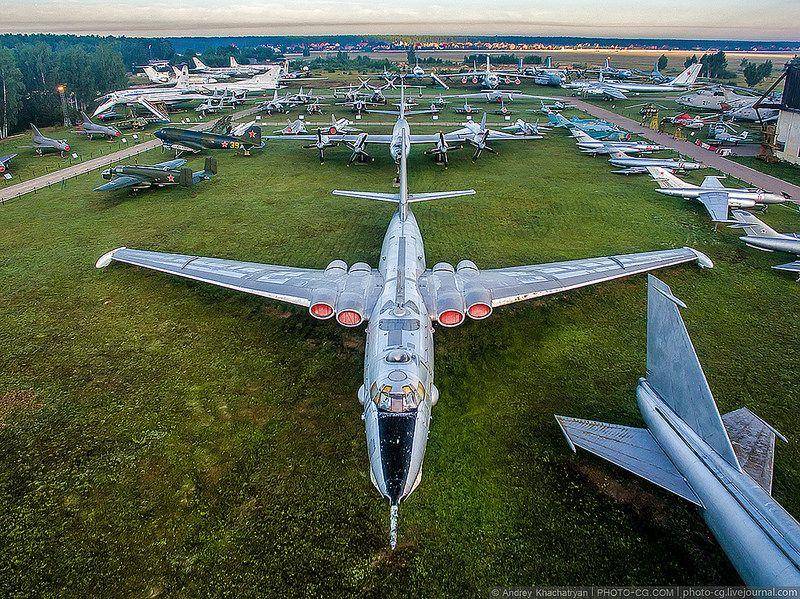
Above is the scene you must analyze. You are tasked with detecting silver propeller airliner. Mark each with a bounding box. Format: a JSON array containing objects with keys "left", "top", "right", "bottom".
[{"left": 96, "top": 106, "right": 713, "bottom": 548}]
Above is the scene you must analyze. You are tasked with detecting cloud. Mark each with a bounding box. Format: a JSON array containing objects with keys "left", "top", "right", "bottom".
[{"left": 1, "top": 0, "right": 798, "bottom": 40}]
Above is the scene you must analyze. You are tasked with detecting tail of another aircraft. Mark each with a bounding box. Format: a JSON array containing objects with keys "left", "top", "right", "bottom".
[
  {"left": 143, "top": 66, "right": 166, "bottom": 84},
  {"left": 193, "top": 57, "right": 208, "bottom": 70},
  {"left": 670, "top": 63, "right": 703, "bottom": 87},
  {"left": 646, "top": 166, "right": 692, "bottom": 189},
  {"left": 238, "top": 124, "right": 262, "bottom": 147},
  {"left": 230, "top": 56, "right": 239, "bottom": 68},
  {"left": 645, "top": 275, "right": 740, "bottom": 469},
  {"left": 729, "top": 210, "right": 782, "bottom": 238},
  {"left": 30, "top": 124, "right": 44, "bottom": 141}
]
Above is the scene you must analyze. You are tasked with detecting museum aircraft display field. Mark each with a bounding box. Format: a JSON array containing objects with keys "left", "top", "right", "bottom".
[{"left": 1, "top": 43, "right": 800, "bottom": 594}]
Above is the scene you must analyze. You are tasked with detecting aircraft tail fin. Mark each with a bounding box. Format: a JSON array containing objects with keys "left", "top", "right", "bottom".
[
  {"left": 203, "top": 156, "right": 217, "bottom": 176},
  {"left": 143, "top": 66, "right": 164, "bottom": 83},
  {"left": 30, "top": 124, "right": 44, "bottom": 140},
  {"left": 179, "top": 167, "right": 193, "bottom": 187},
  {"left": 729, "top": 210, "right": 782, "bottom": 238},
  {"left": 332, "top": 189, "right": 475, "bottom": 204},
  {"left": 193, "top": 57, "right": 207, "bottom": 70},
  {"left": 230, "top": 56, "right": 239, "bottom": 68},
  {"left": 645, "top": 275, "right": 741, "bottom": 470},
  {"left": 238, "top": 124, "right": 262, "bottom": 146},
  {"left": 671, "top": 63, "right": 703, "bottom": 86},
  {"left": 646, "top": 166, "right": 691, "bottom": 189}
]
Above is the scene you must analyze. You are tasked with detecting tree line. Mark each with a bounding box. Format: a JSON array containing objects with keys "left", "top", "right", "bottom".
[{"left": 0, "top": 35, "right": 174, "bottom": 138}]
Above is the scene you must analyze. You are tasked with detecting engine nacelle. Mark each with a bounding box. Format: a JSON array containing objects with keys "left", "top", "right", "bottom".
[
  {"left": 456, "top": 261, "right": 492, "bottom": 320},
  {"left": 309, "top": 287, "right": 337, "bottom": 320},
  {"left": 432, "top": 262, "right": 465, "bottom": 327},
  {"left": 335, "top": 262, "right": 371, "bottom": 327}
]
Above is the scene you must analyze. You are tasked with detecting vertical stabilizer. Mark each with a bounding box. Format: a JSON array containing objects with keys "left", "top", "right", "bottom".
[
  {"left": 646, "top": 275, "right": 740, "bottom": 470},
  {"left": 730, "top": 210, "right": 782, "bottom": 239},
  {"left": 671, "top": 63, "right": 703, "bottom": 87}
]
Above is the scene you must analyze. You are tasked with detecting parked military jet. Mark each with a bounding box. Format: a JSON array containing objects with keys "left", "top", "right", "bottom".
[
  {"left": 76, "top": 112, "right": 120, "bottom": 140},
  {"left": 608, "top": 151, "right": 704, "bottom": 175},
  {"left": 95, "top": 157, "right": 217, "bottom": 192},
  {"left": 0, "top": 153, "right": 17, "bottom": 177},
  {"left": 30, "top": 124, "right": 71, "bottom": 156},
  {"left": 558, "top": 275, "right": 800, "bottom": 586},
  {"left": 192, "top": 56, "right": 259, "bottom": 78},
  {"left": 646, "top": 166, "right": 790, "bottom": 222},
  {"left": 633, "top": 60, "right": 669, "bottom": 83},
  {"left": 502, "top": 119, "right": 547, "bottom": 136},
  {"left": 546, "top": 112, "right": 630, "bottom": 141},
  {"left": 265, "top": 104, "right": 538, "bottom": 165},
  {"left": 388, "top": 59, "right": 449, "bottom": 89},
  {"left": 567, "top": 64, "right": 703, "bottom": 100},
  {"left": 274, "top": 119, "right": 308, "bottom": 135},
  {"left": 571, "top": 130, "right": 662, "bottom": 155},
  {"left": 96, "top": 127, "right": 711, "bottom": 549},
  {"left": 729, "top": 210, "right": 800, "bottom": 279},
  {"left": 589, "top": 57, "right": 633, "bottom": 79},
  {"left": 155, "top": 123, "right": 263, "bottom": 155},
  {"left": 439, "top": 56, "right": 538, "bottom": 89},
  {"left": 708, "top": 122, "right": 749, "bottom": 145},
  {"left": 453, "top": 100, "right": 480, "bottom": 115}
]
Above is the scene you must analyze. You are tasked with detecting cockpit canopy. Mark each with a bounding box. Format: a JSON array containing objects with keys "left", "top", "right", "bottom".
[{"left": 372, "top": 374, "right": 425, "bottom": 414}]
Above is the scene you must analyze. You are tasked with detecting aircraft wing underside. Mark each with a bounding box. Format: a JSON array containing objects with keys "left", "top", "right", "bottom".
[
  {"left": 697, "top": 192, "right": 732, "bottom": 222},
  {"left": 96, "top": 247, "right": 358, "bottom": 308},
  {"left": 464, "top": 248, "right": 709, "bottom": 307}
]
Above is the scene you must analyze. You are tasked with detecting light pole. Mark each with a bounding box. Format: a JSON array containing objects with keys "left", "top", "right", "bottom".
[{"left": 57, "top": 84, "right": 71, "bottom": 127}]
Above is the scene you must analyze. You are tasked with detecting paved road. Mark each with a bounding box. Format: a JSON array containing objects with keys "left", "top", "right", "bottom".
[
  {"left": 570, "top": 99, "right": 800, "bottom": 199},
  {"left": 0, "top": 105, "right": 262, "bottom": 205}
]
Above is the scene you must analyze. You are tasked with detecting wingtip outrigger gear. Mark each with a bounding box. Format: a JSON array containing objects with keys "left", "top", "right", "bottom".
[{"left": 389, "top": 503, "right": 399, "bottom": 550}]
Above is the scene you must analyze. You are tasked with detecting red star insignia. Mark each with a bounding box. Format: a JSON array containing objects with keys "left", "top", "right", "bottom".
[
  {"left": 167, "top": 174, "right": 175, "bottom": 182},
  {"left": 248, "top": 130, "right": 256, "bottom": 138},
  {"left": 221, "top": 141, "right": 228, "bottom": 148}
]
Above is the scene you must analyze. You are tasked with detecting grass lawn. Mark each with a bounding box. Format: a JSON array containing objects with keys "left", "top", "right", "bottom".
[{"left": 1, "top": 96, "right": 799, "bottom": 596}]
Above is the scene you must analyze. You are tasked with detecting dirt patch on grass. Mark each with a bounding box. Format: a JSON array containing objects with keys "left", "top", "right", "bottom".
[
  {"left": 571, "top": 460, "right": 674, "bottom": 528},
  {"left": 0, "top": 389, "right": 42, "bottom": 427}
]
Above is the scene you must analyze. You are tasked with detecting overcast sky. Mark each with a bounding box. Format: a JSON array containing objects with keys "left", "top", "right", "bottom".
[{"left": 1, "top": 0, "right": 798, "bottom": 40}]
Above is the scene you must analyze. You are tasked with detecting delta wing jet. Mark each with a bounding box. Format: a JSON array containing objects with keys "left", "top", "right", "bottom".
[
  {"left": 558, "top": 275, "right": 800, "bottom": 586},
  {"left": 30, "top": 124, "right": 70, "bottom": 156},
  {"left": 646, "top": 167, "right": 791, "bottom": 222},
  {"left": 96, "top": 127, "right": 712, "bottom": 549},
  {"left": 608, "top": 151, "right": 704, "bottom": 175},
  {"left": 546, "top": 112, "right": 630, "bottom": 141},
  {"left": 571, "top": 130, "right": 662, "bottom": 155},
  {"left": 94, "top": 157, "right": 216, "bottom": 192},
  {"left": 729, "top": 210, "right": 800, "bottom": 279},
  {"left": 0, "top": 153, "right": 17, "bottom": 177},
  {"left": 76, "top": 112, "right": 120, "bottom": 140}
]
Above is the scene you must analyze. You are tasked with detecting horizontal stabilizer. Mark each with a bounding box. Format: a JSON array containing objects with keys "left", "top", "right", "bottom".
[
  {"left": 722, "top": 407, "right": 785, "bottom": 494},
  {"left": 555, "top": 415, "right": 702, "bottom": 505},
  {"left": 773, "top": 260, "right": 800, "bottom": 274},
  {"left": 332, "top": 190, "right": 475, "bottom": 204},
  {"left": 332, "top": 190, "right": 399, "bottom": 203},
  {"left": 729, "top": 210, "right": 781, "bottom": 238},
  {"left": 646, "top": 275, "right": 741, "bottom": 470},
  {"left": 408, "top": 190, "right": 475, "bottom": 202}
]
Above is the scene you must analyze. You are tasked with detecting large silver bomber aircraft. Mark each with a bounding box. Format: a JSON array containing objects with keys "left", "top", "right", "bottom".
[{"left": 96, "top": 125, "right": 713, "bottom": 549}]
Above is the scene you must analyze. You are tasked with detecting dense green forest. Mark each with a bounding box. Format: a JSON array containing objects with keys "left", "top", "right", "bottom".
[{"left": 0, "top": 35, "right": 174, "bottom": 137}]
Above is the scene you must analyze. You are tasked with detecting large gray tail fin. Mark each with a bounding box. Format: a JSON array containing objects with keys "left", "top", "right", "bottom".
[
  {"left": 729, "top": 210, "right": 781, "bottom": 239},
  {"left": 645, "top": 275, "right": 740, "bottom": 470}
]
